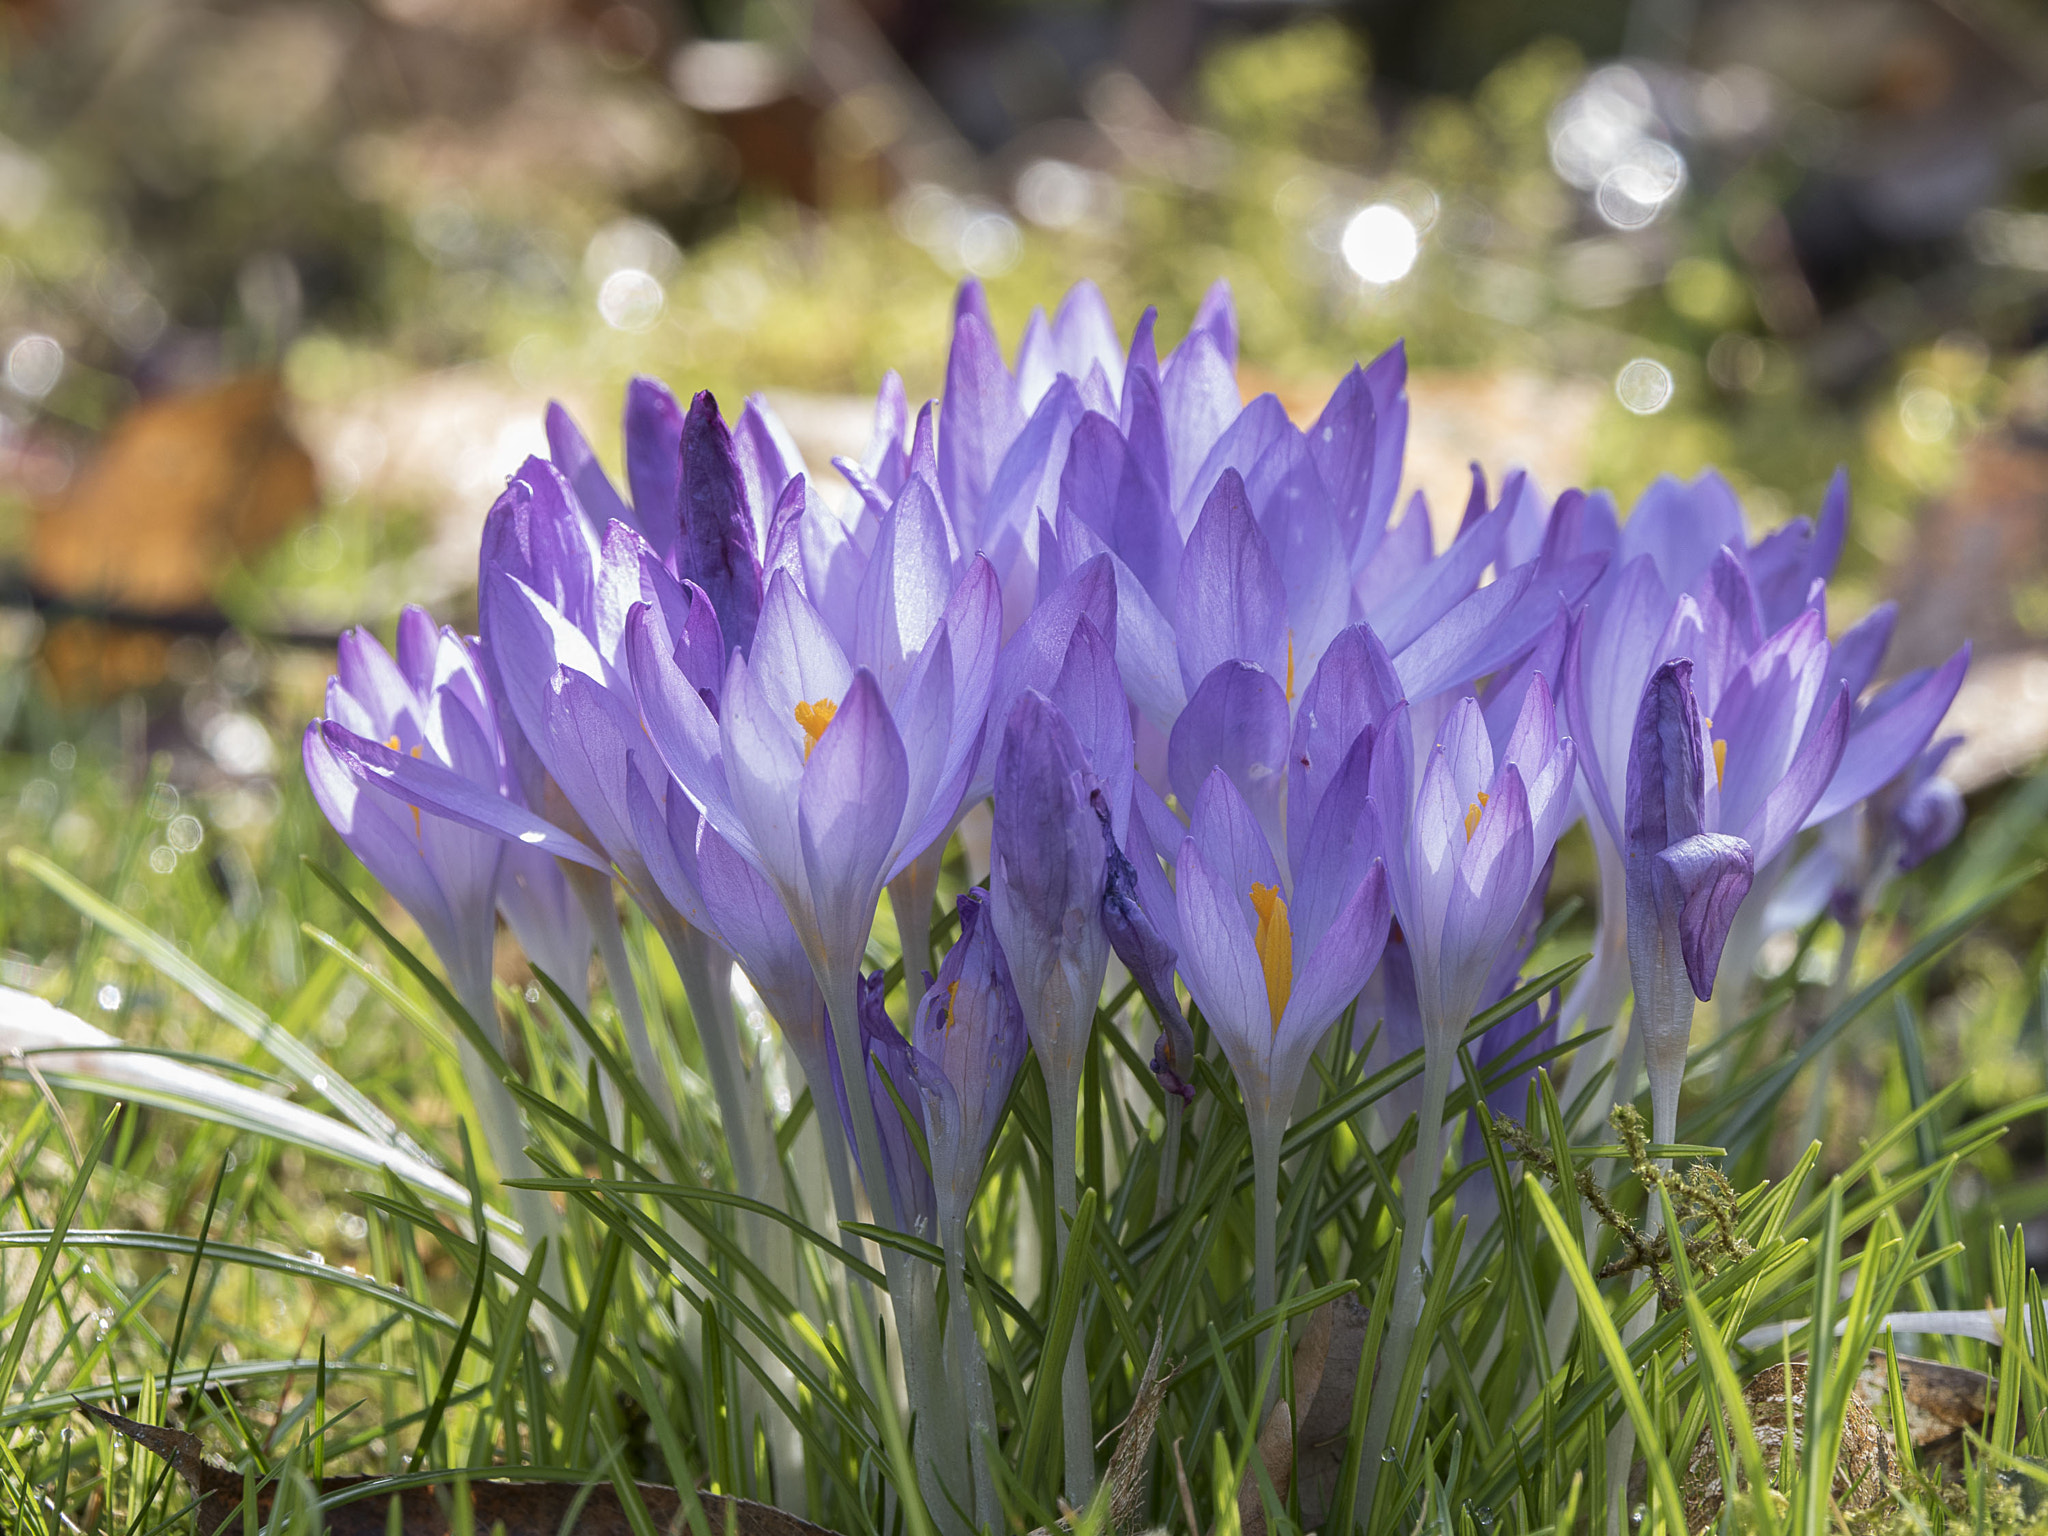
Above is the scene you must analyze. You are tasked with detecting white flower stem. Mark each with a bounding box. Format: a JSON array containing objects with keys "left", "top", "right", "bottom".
[
  {"left": 885, "top": 1251, "right": 969, "bottom": 1536},
  {"left": 888, "top": 854, "right": 944, "bottom": 1020},
  {"left": 453, "top": 972, "right": 569, "bottom": 1361},
  {"left": 565, "top": 864, "right": 679, "bottom": 1136},
  {"left": 1251, "top": 1122, "right": 1283, "bottom": 1410},
  {"left": 1046, "top": 1080, "right": 1095, "bottom": 1506},
  {"left": 941, "top": 1211, "right": 1002, "bottom": 1530},
  {"left": 1358, "top": 1038, "right": 1453, "bottom": 1516}
]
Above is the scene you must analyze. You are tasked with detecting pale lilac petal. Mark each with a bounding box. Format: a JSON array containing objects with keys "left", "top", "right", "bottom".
[
  {"left": 1438, "top": 696, "right": 1495, "bottom": 808},
  {"left": 1050, "top": 506, "right": 1185, "bottom": 729},
  {"left": 974, "top": 552, "right": 1118, "bottom": 800},
  {"left": 720, "top": 653, "right": 809, "bottom": 893},
  {"left": 1175, "top": 469, "right": 1288, "bottom": 692},
  {"left": 323, "top": 721, "right": 608, "bottom": 871},
  {"left": 854, "top": 475, "right": 956, "bottom": 698},
  {"left": 1390, "top": 562, "right": 1538, "bottom": 702},
  {"left": 623, "top": 376, "right": 685, "bottom": 560},
  {"left": 1353, "top": 495, "right": 1432, "bottom": 620},
  {"left": 1169, "top": 662, "right": 1290, "bottom": 858},
  {"left": 1159, "top": 330, "right": 1238, "bottom": 516},
  {"left": 625, "top": 760, "right": 710, "bottom": 931},
  {"left": 1171, "top": 835, "right": 1269, "bottom": 1073},
  {"left": 1741, "top": 684, "right": 1849, "bottom": 865},
  {"left": 1058, "top": 411, "right": 1179, "bottom": 616},
  {"left": 1188, "top": 766, "right": 1283, "bottom": 914},
  {"left": 1620, "top": 471, "right": 1745, "bottom": 598},
  {"left": 1805, "top": 645, "right": 1968, "bottom": 827},
  {"left": 1048, "top": 615, "right": 1134, "bottom": 834},
  {"left": 1306, "top": 364, "right": 1381, "bottom": 560},
  {"left": 546, "top": 401, "right": 633, "bottom": 538},
  {"left": 938, "top": 307, "right": 1024, "bottom": 537},
  {"left": 1051, "top": 281, "right": 1123, "bottom": 395},
  {"left": 1829, "top": 602, "right": 1897, "bottom": 706},
  {"left": 1175, "top": 393, "right": 1293, "bottom": 529},
  {"left": 1280, "top": 860, "right": 1390, "bottom": 1069},
  {"left": 1289, "top": 727, "right": 1381, "bottom": 955},
  {"left": 1443, "top": 766, "right": 1533, "bottom": 1005},
  {"left": 799, "top": 670, "right": 910, "bottom": 967},
  {"left": 746, "top": 569, "right": 854, "bottom": 731},
  {"left": 1183, "top": 278, "right": 1238, "bottom": 371},
  {"left": 1287, "top": 623, "right": 1402, "bottom": 874},
  {"left": 625, "top": 603, "right": 747, "bottom": 850}
]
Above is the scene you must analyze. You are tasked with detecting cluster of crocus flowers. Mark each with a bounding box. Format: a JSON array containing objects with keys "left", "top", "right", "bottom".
[{"left": 307, "top": 276, "right": 1969, "bottom": 1522}]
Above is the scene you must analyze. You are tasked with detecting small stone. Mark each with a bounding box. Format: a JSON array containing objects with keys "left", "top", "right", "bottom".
[{"left": 1679, "top": 1361, "right": 1891, "bottom": 1533}]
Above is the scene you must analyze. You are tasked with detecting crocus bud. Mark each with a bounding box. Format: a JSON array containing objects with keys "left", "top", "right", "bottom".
[
  {"left": 833, "top": 971, "right": 937, "bottom": 1241},
  {"left": 1091, "top": 787, "right": 1195, "bottom": 1104},
  {"left": 1623, "top": 659, "right": 1755, "bottom": 1142},
  {"left": 989, "top": 691, "right": 1110, "bottom": 1104},
  {"left": 910, "top": 891, "right": 1029, "bottom": 1231}
]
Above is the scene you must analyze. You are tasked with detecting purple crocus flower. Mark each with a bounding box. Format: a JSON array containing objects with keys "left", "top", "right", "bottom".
[
  {"left": 835, "top": 971, "right": 937, "bottom": 1242},
  {"left": 986, "top": 687, "right": 1109, "bottom": 1501},
  {"left": 306, "top": 610, "right": 506, "bottom": 1038},
  {"left": 1621, "top": 657, "right": 1835, "bottom": 1144},
  {"left": 908, "top": 892, "right": 1028, "bottom": 1235},
  {"left": 304, "top": 608, "right": 561, "bottom": 1252},
  {"left": 831, "top": 970, "right": 969, "bottom": 1519},
  {"left": 631, "top": 467, "right": 1001, "bottom": 1231},
  {"left": 1358, "top": 674, "right": 1575, "bottom": 1475},
  {"left": 905, "top": 889, "right": 1025, "bottom": 1529}
]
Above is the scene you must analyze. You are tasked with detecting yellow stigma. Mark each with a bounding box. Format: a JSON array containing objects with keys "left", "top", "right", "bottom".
[
  {"left": 1284, "top": 631, "right": 1296, "bottom": 704},
  {"left": 1248, "top": 883, "right": 1293, "bottom": 1034},
  {"left": 794, "top": 698, "right": 838, "bottom": 760},
  {"left": 945, "top": 980, "right": 960, "bottom": 1032},
  {"left": 1464, "top": 788, "right": 1490, "bottom": 841}
]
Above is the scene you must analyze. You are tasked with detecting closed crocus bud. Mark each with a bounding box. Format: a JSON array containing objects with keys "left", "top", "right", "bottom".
[
  {"left": 834, "top": 970, "right": 937, "bottom": 1242},
  {"left": 1623, "top": 660, "right": 1755, "bottom": 1145},
  {"left": 909, "top": 891, "right": 1029, "bottom": 1234},
  {"left": 1091, "top": 787, "right": 1195, "bottom": 1104},
  {"left": 989, "top": 686, "right": 1108, "bottom": 1500},
  {"left": 990, "top": 691, "right": 1110, "bottom": 1113}
]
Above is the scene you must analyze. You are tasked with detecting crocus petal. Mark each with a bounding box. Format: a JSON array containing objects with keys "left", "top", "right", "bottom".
[
  {"left": 1377, "top": 468, "right": 1517, "bottom": 653},
  {"left": 1050, "top": 505, "right": 1185, "bottom": 730},
  {"left": 1805, "top": 644, "right": 1970, "bottom": 827},
  {"left": 677, "top": 391, "right": 764, "bottom": 657},
  {"left": 1288, "top": 623, "right": 1403, "bottom": 872},
  {"left": 1168, "top": 662, "right": 1290, "bottom": 860},
  {"left": 799, "top": 670, "right": 911, "bottom": 971},
  {"left": 1743, "top": 685, "right": 1850, "bottom": 866},
  {"left": 854, "top": 474, "right": 956, "bottom": 700},
  {"left": 1620, "top": 471, "right": 1745, "bottom": 598},
  {"left": 1280, "top": 860, "right": 1391, "bottom": 1062},
  {"left": 1176, "top": 469, "right": 1288, "bottom": 692},
  {"left": 1047, "top": 614, "right": 1134, "bottom": 839},
  {"left": 1652, "top": 832, "right": 1755, "bottom": 1000},
  {"left": 1625, "top": 660, "right": 1707, "bottom": 862},
  {"left": 546, "top": 401, "right": 634, "bottom": 539},
  {"left": 623, "top": 376, "right": 685, "bottom": 560},
  {"left": 322, "top": 722, "right": 608, "bottom": 870},
  {"left": 1187, "top": 765, "right": 1284, "bottom": 916},
  {"left": 1171, "top": 835, "right": 1270, "bottom": 1078},
  {"left": 938, "top": 306, "right": 1023, "bottom": 542},
  {"left": 1059, "top": 411, "right": 1179, "bottom": 616},
  {"left": 1160, "top": 329, "right": 1238, "bottom": 517}
]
